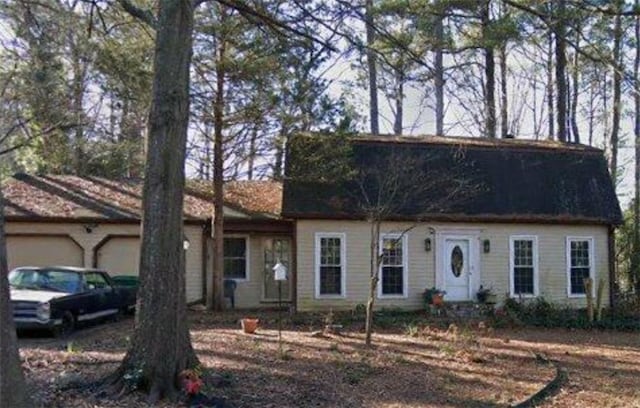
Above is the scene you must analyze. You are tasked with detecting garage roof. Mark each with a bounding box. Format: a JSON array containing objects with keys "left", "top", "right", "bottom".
[{"left": 3, "top": 174, "right": 283, "bottom": 222}]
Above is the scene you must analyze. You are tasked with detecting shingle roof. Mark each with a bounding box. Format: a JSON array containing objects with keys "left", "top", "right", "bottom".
[
  {"left": 282, "top": 134, "right": 623, "bottom": 225},
  {"left": 3, "top": 174, "right": 282, "bottom": 222}
]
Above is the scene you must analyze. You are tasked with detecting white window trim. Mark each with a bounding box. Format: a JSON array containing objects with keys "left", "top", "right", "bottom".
[
  {"left": 509, "top": 235, "right": 539, "bottom": 298},
  {"left": 566, "top": 236, "right": 595, "bottom": 298},
  {"left": 377, "top": 233, "right": 409, "bottom": 299},
  {"left": 223, "top": 235, "right": 250, "bottom": 282},
  {"left": 314, "top": 232, "right": 347, "bottom": 299}
]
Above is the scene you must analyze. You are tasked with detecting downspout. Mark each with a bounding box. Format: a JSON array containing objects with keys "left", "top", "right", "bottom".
[
  {"left": 291, "top": 221, "right": 298, "bottom": 314},
  {"left": 202, "top": 221, "right": 211, "bottom": 304},
  {"left": 608, "top": 225, "right": 617, "bottom": 308}
]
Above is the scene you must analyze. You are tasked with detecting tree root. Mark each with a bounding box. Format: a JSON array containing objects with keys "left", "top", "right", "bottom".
[{"left": 511, "top": 361, "right": 567, "bottom": 408}]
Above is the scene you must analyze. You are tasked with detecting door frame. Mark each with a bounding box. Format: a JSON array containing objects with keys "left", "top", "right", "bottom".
[
  {"left": 261, "top": 236, "right": 293, "bottom": 302},
  {"left": 435, "top": 229, "right": 481, "bottom": 301}
]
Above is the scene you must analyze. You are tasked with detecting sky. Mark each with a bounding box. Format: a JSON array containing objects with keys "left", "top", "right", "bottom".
[{"left": 323, "top": 49, "right": 636, "bottom": 211}]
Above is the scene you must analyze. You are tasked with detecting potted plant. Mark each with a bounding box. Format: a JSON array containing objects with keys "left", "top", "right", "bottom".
[
  {"left": 423, "top": 287, "right": 446, "bottom": 307},
  {"left": 476, "top": 286, "right": 496, "bottom": 304},
  {"left": 240, "top": 317, "right": 259, "bottom": 334}
]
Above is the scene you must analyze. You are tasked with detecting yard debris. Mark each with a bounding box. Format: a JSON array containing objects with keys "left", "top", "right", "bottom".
[
  {"left": 309, "top": 330, "right": 326, "bottom": 338},
  {"left": 16, "top": 311, "right": 640, "bottom": 407}
]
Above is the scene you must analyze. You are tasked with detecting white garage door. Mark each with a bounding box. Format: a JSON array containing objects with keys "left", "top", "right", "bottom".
[
  {"left": 96, "top": 237, "right": 140, "bottom": 276},
  {"left": 7, "top": 235, "right": 83, "bottom": 271}
]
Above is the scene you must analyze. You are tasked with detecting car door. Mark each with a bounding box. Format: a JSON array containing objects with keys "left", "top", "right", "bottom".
[{"left": 83, "top": 272, "right": 118, "bottom": 321}]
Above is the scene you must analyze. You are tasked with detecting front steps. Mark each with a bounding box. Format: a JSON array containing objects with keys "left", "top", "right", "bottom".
[{"left": 428, "top": 301, "right": 495, "bottom": 320}]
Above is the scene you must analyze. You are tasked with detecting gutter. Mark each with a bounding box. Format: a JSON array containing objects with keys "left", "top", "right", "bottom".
[{"left": 608, "top": 225, "right": 617, "bottom": 308}]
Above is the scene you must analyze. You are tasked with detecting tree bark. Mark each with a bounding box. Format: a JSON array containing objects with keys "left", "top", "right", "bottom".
[
  {"left": 554, "top": 0, "right": 567, "bottom": 142},
  {"left": 610, "top": 1, "right": 622, "bottom": 185},
  {"left": 106, "top": 0, "right": 198, "bottom": 402},
  {"left": 211, "top": 6, "right": 227, "bottom": 311},
  {"left": 570, "top": 25, "right": 580, "bottom": 143},
  {"left": 247, "top": 125, "right": 258, "bottom": 180},
  {"left": 393, "top": 69, "right": 403, "bottom": 135},
  {"left": 365, "top": 0, "right": 379, "bottom": 135},
  {"left": 365, "top": 219, "right": 380, "bottom": 346},
  {"left": 546, "top": 26, "right": 554, "bottom": 140},
  {"left": 71, "top": 43, "right": 87, "bottom": 175},
  {"left": 434, "top": 6, "right": 444, "bottom": 136},
  {"left": 0, "top": 185, "right": 30, "bottom": 407},
  {"left": 273, "top": 131, "right": 286, "bottom": 181},
  {"left": 499, "top": 42, "right": 508, "bottom": 138},
  {"left": 481, "top": 0, "right": 496, "bottom": 138},
  {"left": 634, "top": 0, "right": 640, "bottom": 295}
]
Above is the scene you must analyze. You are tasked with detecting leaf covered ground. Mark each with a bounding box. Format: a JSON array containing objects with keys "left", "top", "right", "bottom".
[{"left": 17, "top": 311, "right": 640, "bottom": 407}]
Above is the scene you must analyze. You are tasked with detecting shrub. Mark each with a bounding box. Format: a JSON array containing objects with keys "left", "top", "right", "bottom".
[{"left": 496, "top": 296, "right": 640, "bottom": 331}]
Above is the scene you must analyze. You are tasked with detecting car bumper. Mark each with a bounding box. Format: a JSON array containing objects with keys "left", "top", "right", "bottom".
[{"left": 14, "top": 317, "right": 62, "bottom": 330}]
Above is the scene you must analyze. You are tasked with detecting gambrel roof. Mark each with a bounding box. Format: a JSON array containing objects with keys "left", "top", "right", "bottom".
[{"left": 282, "top": 134, "right": 623, "bottom": 225}]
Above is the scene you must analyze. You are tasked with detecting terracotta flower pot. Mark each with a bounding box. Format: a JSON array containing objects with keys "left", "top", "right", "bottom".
[
  {"left": 431, "top": 293, "right": 445, "bottom": 306},
  {"left": 241, "top": 318, "right": 259, "bottom": 334}
]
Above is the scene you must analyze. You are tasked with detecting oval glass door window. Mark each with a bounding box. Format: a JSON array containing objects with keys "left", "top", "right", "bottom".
[{"left": 451, "top": 246, "right": 463, "bottom": 277}]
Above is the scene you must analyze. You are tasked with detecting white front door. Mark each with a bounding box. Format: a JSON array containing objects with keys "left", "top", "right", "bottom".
[{"left": 444, "top": 238, "right": 471, "bottom": 301}]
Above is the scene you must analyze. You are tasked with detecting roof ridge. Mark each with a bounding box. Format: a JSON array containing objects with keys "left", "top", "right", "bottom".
[{"left": 299, "top": 132, "right": 602, "bottom": 153}]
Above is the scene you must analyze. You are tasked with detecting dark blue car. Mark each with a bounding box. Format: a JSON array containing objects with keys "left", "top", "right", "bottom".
[{"left": 9, "top": 266, "right": 137, "bottom": 336}]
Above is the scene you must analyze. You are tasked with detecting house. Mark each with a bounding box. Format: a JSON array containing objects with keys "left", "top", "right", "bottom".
[
  {"left": 282, "top": 134, "right": 622, "bottom": 311},
  {"left": 3, "top": 174, "right": 291, "bottom": 307},
  {"left": 3, "top": 133, "right": 623, "bottom": 312}
]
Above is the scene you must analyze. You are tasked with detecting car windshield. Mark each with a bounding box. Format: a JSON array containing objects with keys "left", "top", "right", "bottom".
[{"left": 8, "top": 269, "right": 82, "bottom": 293}]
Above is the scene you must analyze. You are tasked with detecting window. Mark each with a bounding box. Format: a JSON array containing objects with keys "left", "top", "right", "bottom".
[
  {"left": 315, "top": 233, "right": 345, "bottom": 297},
  {"left": 567, "top": 237, "right": 594, "bottom": 296},
  {"left": 379, "top": 234, "right": 408, "bottom": 298},
  {"left": 224, "top": 237, "right": 249, "bottom": 280},
  {"left": 509, "top": 236, "right": 538, "bottom": 296},
  {"left": 85, "top": 273, "right": 111, "bottom": 290}
]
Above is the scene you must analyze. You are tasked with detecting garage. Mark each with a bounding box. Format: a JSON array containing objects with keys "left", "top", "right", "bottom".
[
  {"left": 7, "top": 235, "right": 84, "bottom": 271},
  {"left": 95, "top": 236, "right": 140, "bottom": 276}
]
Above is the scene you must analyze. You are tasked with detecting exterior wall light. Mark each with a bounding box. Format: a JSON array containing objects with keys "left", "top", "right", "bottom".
[
  {"left": 424, "top": 238, "right": 432, "bottom": 252},
  {"left": 483, "top": 239, "right": 490, "bottom": 253}
]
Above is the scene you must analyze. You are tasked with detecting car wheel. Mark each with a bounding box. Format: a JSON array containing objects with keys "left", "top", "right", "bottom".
[{"left": 54, "top": 311, "right": 75, "bottom": 337}]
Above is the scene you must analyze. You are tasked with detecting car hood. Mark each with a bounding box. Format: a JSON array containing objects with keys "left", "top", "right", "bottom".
[{"left": 10, "top": 289, "right": 70, "bottom": 303}]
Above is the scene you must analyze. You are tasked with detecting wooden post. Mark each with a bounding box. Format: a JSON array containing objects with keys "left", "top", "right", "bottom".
[
  {"left": 596, "top": 278, "right": 605, "bottom": 322},
  {"left": 585, "top": 278, "right": 594, "bottom": 323}
]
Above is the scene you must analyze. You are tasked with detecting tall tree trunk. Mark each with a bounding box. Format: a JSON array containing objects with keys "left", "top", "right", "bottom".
[
  {"left": 71, "top": 46, "right": 86, "bottom": 175},
  {"left": 546, "top": 27, "right": 554, "bottom": 140},
  {"left": 632, "top": 0, "right": 640, "bottom": 294},
  {"left": 273, "top": 129, "right": 287, "bottom": 181},
  {"left": 365, "top": 219, "right": 380, "bottom": 346},
  {"left": 106, "top": 0, "right": 198, "bottom": 402},
  {"left": 570, "top": 26, "right": 580, "bottom": 143},
  {"left": 393, "top": 69, "right": 403, "bottom": 135},
  {"left": 211, "top": 9, "right": 227, "bottom": 311},
  {"left": 247, "top": 125, "right": 258, "bottom": 180},
  {"left": 588, "top": 81, "right": 595, "bottom": 146},
  {"left": 481, "top": 0, "right": 496, "bottom": 138},
  {"left": 610, "top": 2, "right": 622, "bottom": 185},
  {"left": 0, "top": 185, "right": 30, "bottom": 407},
  {"left": 554, "top": 0, "right": 567, "bottom": 142},
  {"left": 499, "top": 43, "right": 508, "bottom": 138},
  {"left": 366, "top": 0, "right": 379, "bottom": 134},
  {"left": 434, "top": 5, "right": 444, "bottom": 136}
]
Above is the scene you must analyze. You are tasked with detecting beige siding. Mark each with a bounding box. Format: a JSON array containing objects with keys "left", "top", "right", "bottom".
[
  {"left": 296, "top": 220, "right": 610, "bottom": 311},
  {"left": 205, "top": 234, "right": 293, "bottom": 309},
  {"left": 6, "top": 222, "right": 205, "bottom": 303}
]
